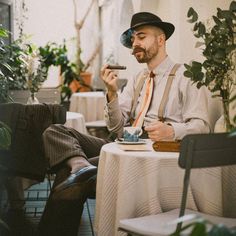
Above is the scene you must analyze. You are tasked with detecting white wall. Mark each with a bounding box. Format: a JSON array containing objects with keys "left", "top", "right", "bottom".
[
  {"left": 13, "top": 0, "right": 233, "bottom": 89},
  {"left": 124, "top": 0, "right": 231, "bottom": 65},
  {"left": 100, "top": 0, "right": 232, "bottom": 82},
  {"left": 14, "top": 0, "right": 100, "bottom": 88},
  {"left": 176, "top": 0, "right": 232, "bottom": 64}
]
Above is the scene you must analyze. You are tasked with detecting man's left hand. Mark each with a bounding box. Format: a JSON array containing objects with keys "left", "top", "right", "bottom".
[{"left": 144, "top": 121, "right": 174, "bottom": 141}]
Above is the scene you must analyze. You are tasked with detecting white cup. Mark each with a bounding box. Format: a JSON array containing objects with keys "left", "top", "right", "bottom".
[{"left": 123, "top": 126, "right": 143, "bottom": 136}]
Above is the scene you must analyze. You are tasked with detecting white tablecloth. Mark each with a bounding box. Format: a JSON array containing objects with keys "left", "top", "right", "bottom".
[
  {"left": 69, "top": 92, "right": 105, "bottom": 122},
  {"left": 94, "top": 142, "right": 236, "bottom": 236},
  {"left": 65, "top": 111, "right": 87, "bottom": 134}
]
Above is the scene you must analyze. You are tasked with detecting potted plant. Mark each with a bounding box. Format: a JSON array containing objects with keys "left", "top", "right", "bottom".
[
  {"left": 184, "top": 1, "right": 236, "bottom": 132},
  {"left": 38, "top": 41, "right": 93, "bottom": 104},
  {"left": 0, "top": 28, "right": 50, "bottom": 104}
]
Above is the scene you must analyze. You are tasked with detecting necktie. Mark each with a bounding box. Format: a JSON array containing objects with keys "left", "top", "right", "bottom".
[{"left": 133, "top": 71, "right": 155, "bottom": 127}]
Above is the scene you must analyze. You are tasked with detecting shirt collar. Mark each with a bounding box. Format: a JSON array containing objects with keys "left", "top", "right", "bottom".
[
  {"left": 143, "top": 56, "right": 175, "bottom": 77},
  {"left": 147, "top": 56, "right": 174, "bottom": 76}
]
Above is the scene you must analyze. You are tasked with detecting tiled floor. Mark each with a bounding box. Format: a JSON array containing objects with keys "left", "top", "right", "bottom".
[{"left": 0, "top": 179, "right": 96, "bottom": 236}]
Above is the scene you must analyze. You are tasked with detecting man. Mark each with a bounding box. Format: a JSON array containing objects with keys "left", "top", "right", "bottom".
[{"left": 38, "top": 12, "right": 210, "bottom": 235}]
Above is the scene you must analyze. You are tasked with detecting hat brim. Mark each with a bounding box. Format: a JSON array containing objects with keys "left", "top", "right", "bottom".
[{"left": 120, "top": 21, "right": 175, "bottom": 48}]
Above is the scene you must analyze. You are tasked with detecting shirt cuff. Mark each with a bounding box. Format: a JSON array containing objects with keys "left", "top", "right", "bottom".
[
  {"left": 104, "top": 94, "right": 119, "bottom": 120},
  {"left": 168, "top": 122, "right": 186, "bottom": 140}
]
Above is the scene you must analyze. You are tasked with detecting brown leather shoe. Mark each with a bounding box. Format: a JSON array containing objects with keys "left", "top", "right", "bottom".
[
  {"left": 53, "top": 165, "right": 97, "bottom": 192},
  {"left": 38, "top": 175, "right": 96, "bottom": 236}
]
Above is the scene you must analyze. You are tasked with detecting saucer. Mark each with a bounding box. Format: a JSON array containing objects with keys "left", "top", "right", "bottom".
[{"left": 115, "top": 138, "right": 147, "bottom": 145}]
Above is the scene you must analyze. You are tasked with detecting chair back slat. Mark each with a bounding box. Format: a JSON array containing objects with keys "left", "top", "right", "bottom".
[{"left": 179, "top": 133, "right": 236, "bottom": 169}]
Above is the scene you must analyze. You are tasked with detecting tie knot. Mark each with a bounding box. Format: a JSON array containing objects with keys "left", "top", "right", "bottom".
[{"left": 150, "top": 71, "right": 155, "bottom": 78}]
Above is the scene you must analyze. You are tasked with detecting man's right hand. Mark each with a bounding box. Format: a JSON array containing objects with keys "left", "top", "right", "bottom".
[
  {"left": 100, "top": 64, "right": 119, "bottom": 102},
  {"left": 144, "top": 121, "right": 175, "bottom": 141}
]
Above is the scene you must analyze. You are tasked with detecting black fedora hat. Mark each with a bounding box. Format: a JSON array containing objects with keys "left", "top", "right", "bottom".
[{"left": 120, "top": 12, "right": 175, "bottom": 48}]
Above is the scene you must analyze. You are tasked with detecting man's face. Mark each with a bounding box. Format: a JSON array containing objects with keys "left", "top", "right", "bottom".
[{"left": 131, "top": 26, "right": 163, "bottom": 63}]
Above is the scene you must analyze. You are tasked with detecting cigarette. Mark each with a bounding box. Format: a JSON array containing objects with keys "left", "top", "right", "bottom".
[{"left": 107, "top": 65, "right": 127, "bottom": 70}]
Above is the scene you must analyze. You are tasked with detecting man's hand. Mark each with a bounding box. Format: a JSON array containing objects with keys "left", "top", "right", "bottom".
[
  {"left": 100, "top": 64, "right": 119, "bottom": 102},
  {"left": 144, "top": 121, "right": 175, "bottom": 141}
]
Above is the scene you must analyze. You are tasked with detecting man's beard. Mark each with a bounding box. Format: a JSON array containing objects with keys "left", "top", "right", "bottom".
[{"left": 132, "top": 44, "right": 159, "bottom": 63}]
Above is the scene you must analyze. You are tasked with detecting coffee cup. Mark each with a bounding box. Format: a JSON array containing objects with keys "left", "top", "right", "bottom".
[{"left": 123, "top": 126, "right": 143, "bottom": 136}]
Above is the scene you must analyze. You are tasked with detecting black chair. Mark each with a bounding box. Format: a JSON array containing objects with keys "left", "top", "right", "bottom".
[
  {"left": 0, "top": 103, "right": 66, "bottom": 230},
  {"left": 118, "top": 133, "right": 236, "bottom": 236},
  {"left": 0, "top": 102, "right": 66, "bottom": 181}
]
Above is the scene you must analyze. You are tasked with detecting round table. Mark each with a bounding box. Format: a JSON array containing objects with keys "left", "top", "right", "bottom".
[
  {"left": 69, "top": 92, "right": 105, "bottom": 122},
  {"left": 65, "top": 111, "right": 87, "bottom": 134},
  {"left": 95, "top": 142, "right": 232, "bottom": 236}
]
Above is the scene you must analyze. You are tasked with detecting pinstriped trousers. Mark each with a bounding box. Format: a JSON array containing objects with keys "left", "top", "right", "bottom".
[{"left": 43, "top": 124, "right": 111, "bottom": 170}]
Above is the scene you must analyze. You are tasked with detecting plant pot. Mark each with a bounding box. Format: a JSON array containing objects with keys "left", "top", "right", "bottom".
[
  {"left": 27, "top": 92, "right": 40, "bottom": 104},
  {"left": 9, "top": 89, "right": 61, "bottom": 104},
  {"left": 69, "top": 72, "right": 93, "bottom": 93}
]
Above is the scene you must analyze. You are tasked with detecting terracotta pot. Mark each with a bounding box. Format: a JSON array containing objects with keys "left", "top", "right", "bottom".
[{"left": 69, "top": 72, "right": 92, "bottom": 93}]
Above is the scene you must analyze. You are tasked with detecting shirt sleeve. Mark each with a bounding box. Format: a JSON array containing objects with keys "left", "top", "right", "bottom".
[
  {"left": 104, "top": 74, "right": 137, "bottom": 137},
  {"left": 168, "top": 70, "right": 211, "bottom": 140}
]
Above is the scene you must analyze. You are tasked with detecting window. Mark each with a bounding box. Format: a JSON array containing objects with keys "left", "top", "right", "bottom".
[{"left": 0, "top": 0, "right": 13, "bottom": 44}]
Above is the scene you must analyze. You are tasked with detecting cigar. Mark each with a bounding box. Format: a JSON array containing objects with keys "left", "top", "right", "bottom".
[{"left": 107, "top": 65, "right": 127, "bottom": 70}]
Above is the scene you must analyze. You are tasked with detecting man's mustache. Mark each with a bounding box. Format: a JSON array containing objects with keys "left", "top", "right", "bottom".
[{"left": 131, "top": 47, "right": 145, "bottom": 55}]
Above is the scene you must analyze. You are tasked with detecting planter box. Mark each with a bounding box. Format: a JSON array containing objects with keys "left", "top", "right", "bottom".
[{"left": 9, "top": 88, "right": 61, "bottom": 104}]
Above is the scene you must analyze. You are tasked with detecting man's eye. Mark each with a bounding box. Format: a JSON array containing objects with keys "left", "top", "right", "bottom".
[{"left": 138, "top": 35, "right": 145, "bottom": 40}]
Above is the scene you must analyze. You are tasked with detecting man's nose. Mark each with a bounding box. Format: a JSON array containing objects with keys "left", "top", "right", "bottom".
[{"left": 132, "top": 38, "right": 140, "bottom": 48}]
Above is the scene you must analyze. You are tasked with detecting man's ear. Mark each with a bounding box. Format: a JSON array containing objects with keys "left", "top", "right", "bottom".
[{"left": 158, "top": 34, "right": 166, "bottom": 46}]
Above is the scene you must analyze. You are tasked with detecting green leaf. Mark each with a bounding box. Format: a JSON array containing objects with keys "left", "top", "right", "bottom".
[
  {"left": 217, "top": 9, "right": 232, "bottom": 19},
  {"left": 198, "top": 22, "right": 206, "bottom": 35},
  {"left": 187, "top": 7, "right": 198, "bottom": 23},
  {"left": 209, "top": 224, "right": 233, "bottom": 236},
  {"left": 230, "top": 1, "right": 236, "bottom": 11},
  {"left": 1, "top": 62, "right": 13, "bottom": 73},
  {"left": 213, "top": 15, "right": 222, "bottom": 25},
  {"left": 184, "top": 70, "right": 193, "bottom": 78},
  {"left": 191, "top": 66, "right": 202, "bottom": 74},
  {"left": 193, "top": 22, "right": 199, "bottom": 31},
  {"left": 0, "top": 28, "right": 8, "bottom": 38},
  {"left": 187, "top": 7, "right": 194, "bottom": 17},
  {"left": 193, "top": 33, "right": 201, "bottom": 38},
  {"left": 197, "top": 82, "right": 203, "bottom": 89},
  {"left": 196, "top": 71, "right": 204, "bottom": 81},
  {"left": 190, "top": 222, "right": 207, "bottom": 236},
  {"left": 191, "top": 61, "right": 202, "bottom": 68},
  {"left": 230, "top": 127, "right": 236, "bottom": 137},
  {"left": 213, "top": 49, "right": 226, "bottom": 60},
  {"left": 184, "top": 63, "right": 192, "bottom": 70},
  {"left": 225, "top": 45, "right": 236, "bottom": 54}
]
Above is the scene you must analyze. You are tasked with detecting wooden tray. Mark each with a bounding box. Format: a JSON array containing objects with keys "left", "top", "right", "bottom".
[{"left": 152, "top": 140, "right": 181, "bottom": 152}]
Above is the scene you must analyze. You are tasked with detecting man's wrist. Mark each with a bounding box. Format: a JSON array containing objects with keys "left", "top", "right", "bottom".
[{"left": 107, "top": 90, "right": 118, "bottom": 102}]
